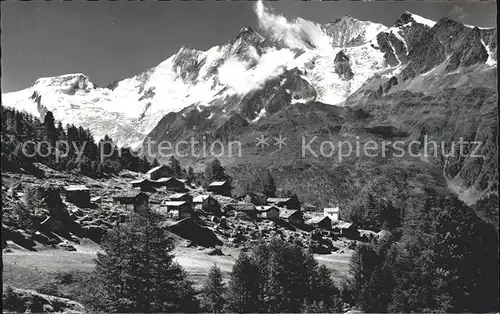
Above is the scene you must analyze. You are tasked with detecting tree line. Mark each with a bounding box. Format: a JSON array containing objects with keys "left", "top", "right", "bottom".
[
  {"left": 347, "top": 189, "right": 499, "bottom": 312},
  {"left": 1, "top": 107, "right": 154, "bottom": 176},
  {"left": 73, "top": 186, "right": 498, "bottom": 313}
]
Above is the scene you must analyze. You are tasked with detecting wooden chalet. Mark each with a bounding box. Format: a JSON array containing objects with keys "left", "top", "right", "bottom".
[
  {"left": 63, "top": 185, "right": 90, "bottom": 208},
  {"left": 305, "top": 216, "right": 332, "bottom": 230},
  {"left": 151, "top": 177, "right": 185, "bottom": 191},
  {"left": 113, "top": 192, "right": 149, "bottom": 212},
  {"left": 256, "top": 205, "right": 280, "bottom": 219},
  {"left": 207, "top": 181, "right": 231, "bottom": 196},
  {"left": 242, "top": 192, "right": 268, "bottom": 205},
  {"left": 193, "top": 195, "right": 221, "bottom": 214},
  {"left": 168, "top": 192, "right": 193, "bottom": 203},
  {"left": 279, "top": 209, "right": 304, "bottom": 225},
  {"left": 130, "top": 179, "right": 155, "bottom": 192},
  {"left": 146, "top": 165, "right": 173, "bottom": 180},
  {"left": 267, "top": 197, "right": 300, "bottom": 210},
  {"left": 162, "top": 201, "right": 193, "bottom": 219},
  {"left": 332, "top": 220, "right": 359, "bottom": 239},
  {"left": 223, "top": 202, "right": 256, "bottom": 216}
]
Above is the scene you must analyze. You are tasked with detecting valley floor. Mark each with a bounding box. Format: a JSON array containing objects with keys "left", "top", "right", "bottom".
[{"left": 3, "top": 241, "right": 352, "bottom": 291}]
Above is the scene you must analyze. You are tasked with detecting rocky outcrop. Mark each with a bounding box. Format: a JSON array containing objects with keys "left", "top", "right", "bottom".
[
  {"left": 2, "top": 225, "right": 37, "bottom": 250},
  {"left": 239, "top": 77, "right": 283, "bottom": 120},
  {"left": 29, "top": 91, "right": 49, "bottom": 121},
  {"left": 334, "top": 50, "right": 354, "bottom": 80},
  {"left": 376, "top": 31, "right": 408, "bottom": 66},
  {"left": 26, "top": 185, "right": 69, "bottom": 219},
  {"left": 383, "top": 76, "right": 398, "bottom": 93},
  {"left": 402, "top": 17, "right": 488, "bottom": 80},
  {"left": 283, "top": 68, "right": 317, "bottom": 101},
  {"left": 161, "top": 218, "right": 223, "bottom": 248},
  {"left": 479, "top": 28, "right": 497, "bottom": 62},
  {"left": 172, "top": 46, "right": 204, "bottom": 83},
  {"left": 214, "top": 113, "right": 249, "bottom": 140},
  {"left": 2, "top": 286, "right": 86, "bottom": 313},
  {"left": 321, "top": 15, "right": 387, "bottom": 47},
  {"left": 434, "top": 18, "right": 488, "bottom": 71}
]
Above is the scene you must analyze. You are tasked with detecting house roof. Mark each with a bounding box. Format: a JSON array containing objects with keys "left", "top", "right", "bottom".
[
  {"left": 90, "top": 196, "right": 102, "bottom": 202},
  {"left": 163, "top": 201, "right": 187, "bottom": 206},
  {"left": 231, "top": 202, "right": 256, "bottom": 211},
  {"left": 306, "top": 216, "right": 331, "bottom": 225},
  {"left": 209, "top": 181, "right": 227, "bottom": 187},
  {"left": 279, "top": 209, "right": 301, "bottom": 219},
  {"left": 332, "top": 220, "right": 353, "bottom": 229},
  {"left": 153, "top": 177, "right": 173, "bottom": 183},
  {"left": 243, "top": 192, "right": 267, "bottom": 199},
  {"left": 114, "top": 191, "right": 148, "bottom": 199},
  {"left": 64, "top": 185, "right": 89, "bottom": 191},
  {"left": 130, "top": 179, "right": 149, "bottom": 184},
  {"left": 146, "top": 165, "right": 168, "bottom": 174},
  {"left": 193, "top": 195, "right": 212, "bottom": 203},
  {"left": 169, "top": 193, "right": 189, "bottom": 199},
  {"left": 256, "top": 205, "right": 279, "bottom": 212},
  {"left": 324, "top": 207, "right": 340, "bottom": 213},
  {"left": 267, "top": 197, "right": 291, "bottom": 203}
]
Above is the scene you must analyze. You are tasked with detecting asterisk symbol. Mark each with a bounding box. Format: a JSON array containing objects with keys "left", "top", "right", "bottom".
[
  {"left": 256, "top": 135, "right": 269, "bottom": 148},
  {"left": 273, "top": 134, "right": 287, "bottom": 149}
]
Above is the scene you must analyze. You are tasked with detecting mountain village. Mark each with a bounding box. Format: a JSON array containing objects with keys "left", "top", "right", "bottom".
[{"left": 3, "top": 162, "right": 374, "bottom": 256}]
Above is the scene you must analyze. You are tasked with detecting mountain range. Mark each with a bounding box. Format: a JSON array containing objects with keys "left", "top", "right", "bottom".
[{"left": 2, "top": 4, "right": 497, "bottom": 223}]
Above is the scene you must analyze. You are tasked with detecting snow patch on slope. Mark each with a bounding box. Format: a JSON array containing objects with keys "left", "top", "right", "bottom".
[
  {"left": 480, "top": 38, "right": 497, "bottom": 66},
  {"left": 405, "top": 11, "right": 436, "bottom": 27}
]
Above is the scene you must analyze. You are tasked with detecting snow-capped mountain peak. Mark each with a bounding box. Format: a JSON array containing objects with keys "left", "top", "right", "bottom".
[
  {"left": 321, "top": 15, "right": 388, "bottom": 47},
  {"left": 2, "top": 5, "right": 495, "bottom": 149},
  {"left": 395, "top": 11, "right": 437, "bottom": 28}
]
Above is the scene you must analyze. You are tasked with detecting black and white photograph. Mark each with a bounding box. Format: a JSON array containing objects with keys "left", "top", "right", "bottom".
[{"left": 1, "top": 0, "right": 498, "bottom": 312}]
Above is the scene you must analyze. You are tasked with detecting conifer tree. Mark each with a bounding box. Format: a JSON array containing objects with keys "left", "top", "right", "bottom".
[
  {"left": 225, "top": 253, "right": 260, "bottom": 313},
  {"left": 43, "top": 111, "right": 58, "bottom": 145},
  {"left": 170, "top": 156, "right": 182, "bottom": 176},
  {"left": 348, "top": 243, "right": 380, "bottom": 306},
  {"left": 262, "top": 169, "right": 276, "bottom": 197},
  {"left": 89, "top": 210, "right": 198, "bottom": 312},
  {"left": 187, "top": 166, "right": 195, "bottom": 183},
  {"left": 200, "top": 264, "right": 226, "bottom": 313},
  {"left": 151, "top": 158, "right": 160, "bottom": 168},
  {"left": 226, "top": 239, "right": 341, "bottom": 313}
]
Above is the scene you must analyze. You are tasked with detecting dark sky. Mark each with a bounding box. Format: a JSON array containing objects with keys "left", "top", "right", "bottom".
[{"left": 1, "top": 0, "right": 496, "bottom": 93}]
